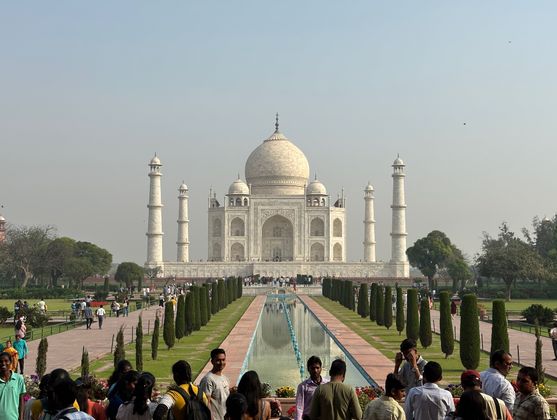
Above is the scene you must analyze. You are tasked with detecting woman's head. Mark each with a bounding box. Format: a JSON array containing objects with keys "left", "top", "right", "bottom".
[
  {"left": 108, "top": 359, "right": 133, "bottom": 386},
  {"left": 456, "top": 390, "right": 489, "bottom": 420},
  {"left": 237, "top": 371, "right": 263, "bottom": 417},
  {"left": 225, "top": 392, "right": 248, "bottom": 420},
  {"left": 118, "top": 370, "right": 139, "bottom": 401},
  {"left": 5, "top": 340, "right": 12, "bottom": 348},
  {"left": 132, "top": 372, "right": 156, "bottom": 415},
  {"left": 385, "top": 373, "right": 405, "bottom": 401}
]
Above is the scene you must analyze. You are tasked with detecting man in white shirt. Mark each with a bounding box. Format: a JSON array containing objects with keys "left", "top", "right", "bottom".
[
  {"left": 550, "top": 322, "right": 557, "bottom": 360},
  {"left": 480, "top": 349, "right": 515, "bottom": 410},
  {"left": 405, "top": 361, "right": 455, "bottom": 420},
  {"left": 95, "top": 305, "right": 106, "bottom": 329},
  {"left": 199, "top": 348, "right": 231, "bottom": 420}
]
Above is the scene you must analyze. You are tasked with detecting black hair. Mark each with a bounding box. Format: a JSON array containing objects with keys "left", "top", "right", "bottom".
[
  {"left": 400, "top": 338, "right": 417, "bottom": 352},
  {"left": 385, "top": 373, "right": 405, "bottom": 397},
  {"left": 132, "top": 372, "right": 156, "bottom": 415},
  {"left": 75, "top": 377, "right": 91, "bottom": 413},
  {"left": 307, "top": 356, "right": 322, "bottom": 369},
  {"left": 172, "top": 360, "right": 192, "bottom": 384},
  {"left": 225, "top": 392, "right": 248, "bottom": 420},
  {"left": 211, "top": 348, "right": 226, "bottom": 360},
  {"left": 38, "top": 374, "right": 51, "bottom": 399},
  {"left": 518, "top": 366, "right": 539, "bottom": 385},
  {"left": 329, "top": 359, "right": 346, "bottom": 377},
  {"left": 455, "top": 390, "right": 489, "bottom": 420},
  {"left": 108, "top": 359, "right": 133, "bottom": 387},
  {"left": 423, "top": 361, "right": 443, "bottom": 383},
  {"left": 237, "top": 370, "right": 263, "bottom": 418},
  {"left": 117, "top": 370, "right": 139, "bottom": 402},
  {"left": 0, "top": 351, "right": 10, "bottom": 361},
  {"left": 489, "top": 350, "right": 510, "bottom": 368},
  {"left": 53, "top": 378, "right": 78, "bottom": 409}
]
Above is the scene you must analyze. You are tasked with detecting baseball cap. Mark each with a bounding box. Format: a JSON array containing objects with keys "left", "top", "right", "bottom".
[{"left": 460, "top": 370, "right": 481, "bottom": 386}]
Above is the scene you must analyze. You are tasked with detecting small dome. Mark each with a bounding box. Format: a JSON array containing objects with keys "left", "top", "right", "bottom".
[
  {"left": 228, "top": 178, "right": 250, "bottom": 195},
  {"left": 307, "top": 179, "right": 327, "bottom": 195},
  {"left": 365, "top": 182, "right": 374, "bottom": 191},
  {"left": 179, "top": 183, "right": 188, "bottom": 191},
  {"left": 0, "top": 215, "right": 5, "bottom": 222},
  {"left": 150, "top": 155, "right": 161, "bottom": 165},
  {"left": 393, "top": 156, "right": 404, "bottom": 166}
]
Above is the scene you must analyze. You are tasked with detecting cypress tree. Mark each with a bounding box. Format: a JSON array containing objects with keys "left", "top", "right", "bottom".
[
  {"left": 200, "top": 286, "right": 208, "bottom": 326},
  {"left": 406, "top": 288, "right": 419, "bottom": 341},
  {"left": 237, "top": 277, "right": 243, "bottom": 298},
  {"left": 369, "top": 283, "right": 377, "bottom": 322},
  {"left": 439, "top": 291, "right": 454, "bottom": 358},
  {"left": 419, "top": 299, "right": 432, "bottom": 348},
  {"left": 81, "top": 347, "right": 89, "bottom": 378},
  {"left": 163, "top": 301, "right": 175, "bottom": 349},
  {"left": 535, "top": 322, "right": 545, "bottom": 385},
  {"left": 376, "top": 285, "right": 385, "bottom": 326},
  {"left": 342, "top": 281, "right": 348, "bottom": 308},
  {"left": 135, "top": 315, "right": 143, "bottom": 371},
  {"left": 185, "top": 292, "right": 193, "bottom": 335},
  {"left": 396, "top": 287, "right": 405, "bottom": 335},
  {"left": 151, "top": 314, "right": 160, "bottom": 360},
  {"left": 322, "top": 278, "right": 328, "bottom": 298},
  {"left": 211, "top": 282, "right": 219, "bottom": 314},
  {"left": 347, "top": 281, "right": 355, "bottom": 310},
  {"left": 104, "top": 276, "right": 110, "bottom": 292},
  {"left": 384, "top": 286, "right": 393, "bottom": 329},
  {"left": 204, "top": 284, "right": 211, "bottom": 323},
  {"left": 460, "top": 294, "right": 480, "bottom": 369},
  {"left": 193, "top": 286, "right": 201, "bottom": 331},
  {"left": 36, "top": 337, "right": 48, "bottom": 378},
  {"left": 218, "top": 280, "right": 226, "bottom": 310},
  {"left": 114, "top": 326, "right": 125, "bottom": 367},
  {"left": 358, "top": 284, "right": 369, "bottom": 318},
  {"left": 491, "top": 300, "right": 509, "bottom": 353},
  {"left": 175, "top": 294, "right": 186, "bottom": 340}
]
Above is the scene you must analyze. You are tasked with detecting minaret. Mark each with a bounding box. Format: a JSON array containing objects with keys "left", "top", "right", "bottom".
[
  {"left": 363, "top": 183, "right": 376, "bottom": 262},
  {"left": 390, "top": 155, "right": 407, "bottom": 263},
  {"left": 146, "top": 154, "right": 164, "bottom": 264},
  {"left": 177, "top": 182, "right": 189, "bottom": 262},
  {"left": 0, "top": 213, "right": 6, "bottom": 243}
]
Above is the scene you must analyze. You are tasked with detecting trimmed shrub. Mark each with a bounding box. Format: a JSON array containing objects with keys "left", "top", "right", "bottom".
[
  {"left": 384, "top": 286, "right": 393, "bottom": 329},
  {"left": 151, "top": 314, "right": 159, "bottom": 360},
  {"left": 491, "top": 300, "right": 509, "bottom": 353},
  {"left": 204, "top": 284, "right": 211, "bottom": 323},
  {"left": 376, "top": 286, "right": 385, "bottom": 326},
  {"left": 185, "top": 292, "right": 193, "bottom": 335},
  {"left": 135, "top": 315, "right": 143, "bottom": 372},
  {"left": 114, "top": 326, "right": 125, "bottom": 367},
  {"left": 175, "top": 295, "right": 185, "bottom": 340},
  {"left": 406, "top": 289, "right": 419, "bottom": 341},
  {"left": 419, "top": 299, "right": 432, "bottom": 348},
  {"left": 218, "top": 280, "right": 226, "bottom": 310},
  {"left": 163, "top": 301, "right": 175, "bottom": 349},
  {"left": 211, "top": 282, "right": 218, "bottom": 314},
  {"left": 193, "top": 286, "right": 201, "bottom": 331},
  {"left": 460, "top": 294, "right": 480, "bottom": 369},
  {"left": 36, "top": 337, "right": 48, "bottom": 378},
  {"left": 237, "top": 277, "right": 243, "bottom": 298},
  {"left": 200, "top": 286, "right": 208, "bottom": 326},
  {"left": 535, "top": 323, "right": 545, "bottom": 384},
  {"left": 81, "top": 347, "right": 89, "bottom": 378},
  {"left": 521, "top": 304, "right": 554, "bottom": 325},
  {"left": 358, "top": 283, "right": 369, "bottom": 318},
  {"left": 439, "top": 291, "right": 454, "bottom": 358},
  {"left": 396, "top": 287, "right": 405, "bottom": 335},
  {"left": 370, "top": 283, "right": 377, "bottom": 322}
]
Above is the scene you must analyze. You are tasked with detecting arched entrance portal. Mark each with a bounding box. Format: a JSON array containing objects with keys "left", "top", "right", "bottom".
[{"left": 262, "top": 215, "right": 294, "bottom": 261}]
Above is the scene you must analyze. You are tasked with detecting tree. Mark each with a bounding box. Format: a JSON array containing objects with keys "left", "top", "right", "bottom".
[
  {"left": 396, "top": 287, "right": 405, "bottom": 335},
  {"left": 204, "top": 284, "right": 211, "bottom": 323},
  {"left": 114, "top": 326, "right": 126, "bottom": 368},
  {"left": 535, "top": 323, "right": 545, "bottom": 385},
  {"left": 192, "top": 286, "right": 201, "bottom": 331},
  {"left": 81, "top": 347, "right": 89, "bottom": 378},
  {"left": 491, "top": 300, "right": 509, "bottom": 353},
  {"left": 358, "top": 283, "right": 369, "bottom": 318},
  {"left": 211, "top": 282, "right": 219, "bottom": 314},
  {"left": 447, "top": 255, "right": 472, "bottom": 293},
  {"left": 163, "top": 301, "right": 175, "bottom": 349},
  {"left": 406, "top": 231, "right": 454, "bottom": 289},
  {"left": 524, "top": 215, "right": 557, "bottom": 279},
  {"left": 144, "top": 266, "right": 162, "bottom": 282},
  {"left": 383, "top": 286, "right": 393, "bottom": 329},
  {"left": 439, "top": 291, "right": 454, "bottom": 358},
  {"left": 36, "top": 338, "right": 48, "bottom": 378},
  {"left": 237, "top": 277, "right": 243, "bottom": 298},
  {"left": 460, "top": 294, "right": 480, "bottom": 369},
  {"left": 477, "top": 223, "right": 546, "bottom": 301},
  {"left": 521, "top": 304, "right": 555, "bottom": 325},
  {"left": 136, "top": 315, "right": 143, "bottom": 371},
  {"left": 376, "top": 285, "right": 384, "bottom": 326},
  {"left": 419, "top": 299, "right": 432, "bottom": 348},
  {"left": 406, "top": 289, "right": 419, "bottom": 341},
  {"left": 200, "top": 286, "right": 208, "bottom": 326},
  {"left": 74, "top": 241, "right": 112, "bottom": 276},
  {"left": 185, "top": 291, "right": 193, "bottom": 335},
  {"left": 369, "top": 283, "right": 377, "bottom": 322},
  {"left": 115, "top": 262, "right": 144, "bottom": 289},
  {"left": 151, "top": 314, "right": 160, "bottom": 360},
  {"left": 63, "top": 257, "right": 94, "bottom": 289},
  {"left": 45, "top": 237, "right": 76, "bottom": 287},
  {"left": 218, "top": 280, "right": 226, "bottom": 310},
  {"left": 175, "top": 294, "right": 185, "bottom": 340}
]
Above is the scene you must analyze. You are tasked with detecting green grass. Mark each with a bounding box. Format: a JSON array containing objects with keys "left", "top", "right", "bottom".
[
  {"left": 313, "top": 297, "right": 557, "bottom": 391},
  {"left": 81, "top": 297, "right": 254, "bottom": 384},
  {"left": 0, "top": 298, "right": 73, "bottom": 312},
  {"left": 480, "top": 299, "right": 557, "bottom": 313}
]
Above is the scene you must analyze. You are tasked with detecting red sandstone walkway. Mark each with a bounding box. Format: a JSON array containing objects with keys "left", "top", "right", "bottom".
[
  {"left": 194, "top": 295, "right": 266, "bottom": 385},
  {"left": 25, "top": 306, "right": 159, "bottom": 376},
  {"left": 298, "top": 295, "right": 393, "bottom": 385}
]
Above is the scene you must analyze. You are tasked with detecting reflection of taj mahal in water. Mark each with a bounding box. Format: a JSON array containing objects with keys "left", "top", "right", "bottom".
[{"left": 145, "top": 116, "right": 409, "bottom": 279}]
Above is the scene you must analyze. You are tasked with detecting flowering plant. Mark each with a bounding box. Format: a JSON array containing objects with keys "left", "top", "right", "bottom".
[
  {"left": 286, "top": 406, "right": 296, "bottom": 418},
  {"left": 355, "top": 386, "right": 383, "bottom": 411},
  {"left": 275, "top": 386, "right": 296, "bottom": 398},
  {"left": 24, "top": 374, "right": 41, "bottom": 403},
  {"left": 538, "top": 383, "right": 552, "bottom": 398},
  {"left": 445, "top": 384, "right": 464, "bottom": 397},
  {"left": 79, "top": 375, "right": 109, "bottom": 401}
]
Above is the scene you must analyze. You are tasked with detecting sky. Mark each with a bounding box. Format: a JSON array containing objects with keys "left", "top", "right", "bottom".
[{"left": 1, "top": 1, "right": 556, "bottom": 265}]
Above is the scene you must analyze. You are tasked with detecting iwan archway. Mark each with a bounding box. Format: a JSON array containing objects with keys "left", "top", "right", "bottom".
[{"left": 261, "top": 215, "right": 294, "bottom": 261}]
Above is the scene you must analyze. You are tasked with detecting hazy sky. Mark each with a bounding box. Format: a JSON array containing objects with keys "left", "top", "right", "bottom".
[{"left": 2, "top": 2, "right": 556, "bottom": 265}]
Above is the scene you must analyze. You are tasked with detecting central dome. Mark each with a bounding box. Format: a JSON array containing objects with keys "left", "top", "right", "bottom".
[{"left": 245, "top": 129, "right": 310, "bottom": 195}]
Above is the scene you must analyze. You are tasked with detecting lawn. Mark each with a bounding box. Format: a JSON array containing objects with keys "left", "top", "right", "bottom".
[
  {"left": 82, "top": 296, "right": 254, "bottom": 384},
  {"left": 312, "top": 297, "right": 557, "bottom": 392},
  {"left": 478, "top": 299, "right": 557, "bottom": 313},
  {"left": 0, "top": 298, "right": 73, "bottom": 312}
]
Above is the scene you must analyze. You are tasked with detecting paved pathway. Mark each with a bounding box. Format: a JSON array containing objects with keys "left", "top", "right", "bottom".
[
  {"left": 298, "top": 295, "right": 393, "bottom": 385},
  {"left": 25, "top": 306, "right": 159, "bottom": 376},
  {"left": 194, "top": 295, "right": 266, "bottom": 385},
  {"left": 429, "top": 309, "right": 557, "bottom": 378}
]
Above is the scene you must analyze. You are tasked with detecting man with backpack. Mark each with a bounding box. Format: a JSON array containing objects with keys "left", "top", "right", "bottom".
[{"left": 153, "top": 360, "right": 210, "bottom": 420}]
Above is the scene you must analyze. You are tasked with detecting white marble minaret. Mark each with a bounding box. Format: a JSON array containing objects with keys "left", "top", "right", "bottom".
[
  {"left": 177, "top": 182, "right": 189, "bottom": 262},
  {"left": 363, "top": 182, "right": 376, "bottom": 262},
  {"left": 390, "top": 156, "right": 407, "bottom": 263},
  {"left": 146, "top": 155, "right": 164, "bottom": 264}
]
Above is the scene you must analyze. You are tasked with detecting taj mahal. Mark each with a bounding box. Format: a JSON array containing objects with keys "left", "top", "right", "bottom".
[{"left": 145, "top": 116, "right": 409, "bottom": 280}]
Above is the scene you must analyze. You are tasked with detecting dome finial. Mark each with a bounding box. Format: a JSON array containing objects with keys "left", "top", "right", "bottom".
[
  {"left": 314, "top": 173, "right": 317, "bottom": 180},
  {"left": 275, "top": 112, "right": 279, "bottom": 132}
]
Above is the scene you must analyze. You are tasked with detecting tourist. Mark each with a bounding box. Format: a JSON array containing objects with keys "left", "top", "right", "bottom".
[
  {"left": 122, "top": 299, "right": 129, "bottom": 317},
  {"left": 404, "top": 361, "right": 454, "bottom": 420},
  {"left": 13, "top": 335, "right": 28, "bottom": 374},
  {"left": 116, "top": 372, "right": 157, "bottom": 419},
  {"left": 84, "top": 303, "right": 94, "bottom": 330},
  {"left": 549, "top": 322, "right": 557, "bottom": 361},
  {"left": 51, "top": 378, "right": 94, "bottom": 419},
  {"left": 237, "top": 370, "right": 271, "bottom": 420},
  {"left": 24, "top": 373, "right": 50, "bottom": 420},
  {"left": 0, "top": 351, "right": 26, "bottom": 420},
  {"left": 454, "top": 390, "right": 490, "bottom": 420},
  {"left": 112, "top": 301, "right": 121, "bottom": 317},
  {"left": 362, "top": 374, "right": 405, "bottom": 420},
  {"left": 199, "top": 348, "right": 231, "bottom": 420},
  {"left": 295, "top": 356, "right": 329, "bottom": 420},
  {"left": 393, "top": 338, "right": 427, "bottom": 392},
  {"left": 107, "top": 370, "right": 140, "bottom": 420},
  {"left": 108, "top": 360, "right": 133, "bottom": 393},
  {"left": 37, "top": 298, "right": 47, "bottom": 314},
  {"left": 14, "top": 300, "right": 22, "bottom": 321},
  {"left": 75, "top": 377, "right": 107, "bottom": 420},
  {"left": 480, "top": 350, "right": 515, "bottom": 410},
  {"left": 309, "top": 359, "right": 362, "bottom": 420},
  {"left": 158, "top": 294, "right": 164, "bottom": 307},
  {"left": 459, "top": 369, "right": 510, "bottom": 420},
  {"left": 80, "top": 300, "right": 86, "bottom": 319},
  {"left": 29, "top": 368, "right": 78, "bottom": 420},
  {"left": 15, "top": 316, "right": 27, "bottom": 339},
  {"left": 224, "top": 393, "right": 248, "bottom": 420},
  {"left": 513, "top": 366, "right": 550, "bottom": 420},
  {"left": 96, "top": 305, "right": 106, "bottom": 329},
  {"left": 153, "top": 360, "right": 209, "bottom": 420},
  {"left": 450, "top": 300, "right": 457, "bottom": 320},
  {"left": 4, "top": 340, "right": 19, "bottom": 371}
]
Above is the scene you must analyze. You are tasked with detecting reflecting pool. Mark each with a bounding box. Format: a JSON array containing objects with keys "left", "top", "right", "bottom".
[{"left": 242, "top": 295, "right": 373, "bottom": 389}]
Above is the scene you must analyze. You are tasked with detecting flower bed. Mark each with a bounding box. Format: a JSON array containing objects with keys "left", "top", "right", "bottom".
[{"left": 355, "top": 386, "right": 384, "bottom": 412}]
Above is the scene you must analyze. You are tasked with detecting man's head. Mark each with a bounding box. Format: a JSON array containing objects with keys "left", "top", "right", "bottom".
[
  {"left": 210, "top": 348, "right": 226, "bottom": 374},
  {"left": 172, "top": 360, "right": 192, "bottom": 385},
  {"left": 517, "top": 366, "right": 538, "bottom": 395},
  {"left": 225, "top": 392, "right": 247, "bottom": 420},
  {"left": 47, "top": 369, "right": 71, "bottom": 404},
  {"left": 385, "top": 373, "right": 405, "bottom": 401},
  {"left": 307, "top": 356, "right": 323, "bottom": 381},
  {"left": 423, "top": 362, "right": 443, "bottom": 384},
  {"left": 52, "top": 378, "right": 77, "bottom": 410},
  {"left": 329, "top": 359, "right": 346, "bottom": 381},
  {"left": 0, "top": 352, "right": 11, "bottom": 374},
  {"left": 490, "top": 350, "right": 513, "bottom": 377},
  {"left": 400, "top": 338, "right": 418, "bottom": 362},
  {"left": 460, "top": 370, "right": 482, "bottom": 391}
]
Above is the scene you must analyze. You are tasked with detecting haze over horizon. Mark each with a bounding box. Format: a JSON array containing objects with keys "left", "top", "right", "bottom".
[{"left": 2, "top": 2, "right": 556, "bottom": 266}]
